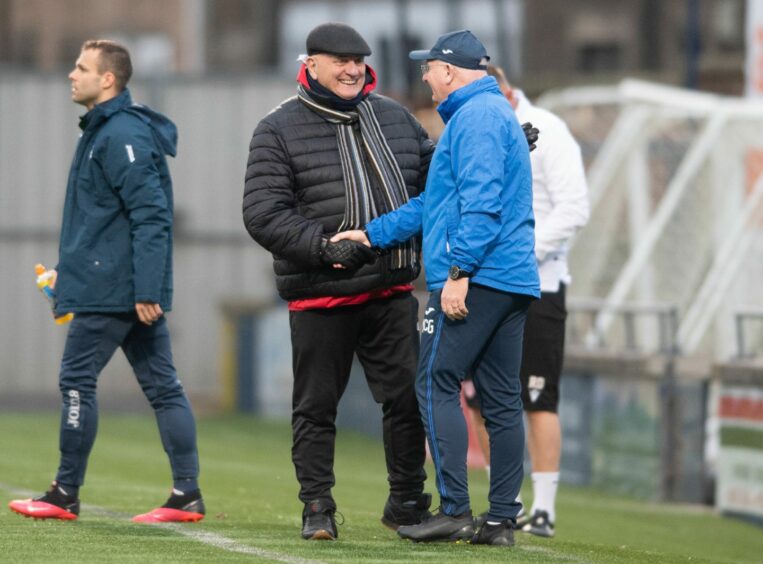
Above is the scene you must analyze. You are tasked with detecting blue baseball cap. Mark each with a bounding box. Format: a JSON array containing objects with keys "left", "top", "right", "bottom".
[{"left": 409, "top": 30, "right": 489, "bottom": 70}]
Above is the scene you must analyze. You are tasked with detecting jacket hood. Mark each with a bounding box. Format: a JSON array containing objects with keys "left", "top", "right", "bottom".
[
  {"left": 125, "top": 102, "right": 178, "bottom": 157},
  {"left": 437, "top": 75, "right": 501, "bottom": 124},
  {"left": 83, "top": 89, "right": 177, "bottom": 157}
]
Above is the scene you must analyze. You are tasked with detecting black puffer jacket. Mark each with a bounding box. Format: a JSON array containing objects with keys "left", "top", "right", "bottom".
[{"left": 243, "top": 92, "right": 435, "bottom": 300}]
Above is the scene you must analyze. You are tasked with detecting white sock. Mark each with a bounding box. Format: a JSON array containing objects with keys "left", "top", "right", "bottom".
[
  {"left": 485, "top": 465, "right": 490, "bottom": 481},
  {"left": 530, "top": 471, "right": 559, "bottom": 523},
  {"left": 515, "top": 492, "right": 524, "bottom": 516}
]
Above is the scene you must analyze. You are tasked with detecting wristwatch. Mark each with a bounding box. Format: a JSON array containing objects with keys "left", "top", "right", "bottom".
[{"left": 449, "top": 265, "right": 471, "bottom": 280}]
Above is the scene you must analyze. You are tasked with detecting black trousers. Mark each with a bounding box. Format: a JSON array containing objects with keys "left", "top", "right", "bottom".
[{"left": 289, "top": 292, "right": 427, "bottom": 506}]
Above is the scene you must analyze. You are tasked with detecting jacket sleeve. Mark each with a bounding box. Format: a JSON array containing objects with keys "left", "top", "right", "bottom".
[
  {"left": 100, "top": 121, "right": 171, "bottom": 303},
  {"left": 533, "top": 120, "right": 590, "bottom": 261},
  {"left": 364, "top": 110, "right": 432, "bottom": 247},
  {"left": 243, "top": 120, "right": 324, "bottom": 267},
  {"left": 448, "top": 107, "right": 508, "bottom": 273},
  {"left": 366, "top": 192, "right": 425, "bottom": 248}
]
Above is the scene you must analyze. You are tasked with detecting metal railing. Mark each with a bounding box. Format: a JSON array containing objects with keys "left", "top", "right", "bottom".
[{"left": 567, "top": 298, "right": 679, "bottom": 355}]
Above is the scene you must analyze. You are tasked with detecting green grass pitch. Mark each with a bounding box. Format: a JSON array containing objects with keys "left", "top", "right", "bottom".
[{"left": 0, "top": 412, "right": 761, "bottom": 563}]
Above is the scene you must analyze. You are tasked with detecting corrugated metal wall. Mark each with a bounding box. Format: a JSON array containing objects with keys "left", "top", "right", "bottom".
[{"left": 0, "top": 72, "right": 295, "bottom": 408}]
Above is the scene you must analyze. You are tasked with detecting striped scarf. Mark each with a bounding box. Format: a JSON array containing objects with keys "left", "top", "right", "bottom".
[{"left": 297, "top": 85, "right": 417, "bottom": 271}]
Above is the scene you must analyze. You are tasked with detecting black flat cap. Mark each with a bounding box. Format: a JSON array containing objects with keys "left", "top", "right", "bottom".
[{"left": 306, "top": 22, "right": 372, "bottom": 56}]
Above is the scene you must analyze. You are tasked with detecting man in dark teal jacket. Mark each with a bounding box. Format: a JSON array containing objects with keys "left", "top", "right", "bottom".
[{"left": 8, "top": 40, "right": 204, "bottom": 523}]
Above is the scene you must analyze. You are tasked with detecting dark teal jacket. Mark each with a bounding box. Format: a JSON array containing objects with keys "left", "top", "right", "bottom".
[{"left": 56, "top": 89, "right": 177, "bottom": 314}]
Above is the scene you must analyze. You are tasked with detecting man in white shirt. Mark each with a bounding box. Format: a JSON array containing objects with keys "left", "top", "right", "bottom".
[{"left": 464, "top": 63, "right": 589, "bottom": 538}]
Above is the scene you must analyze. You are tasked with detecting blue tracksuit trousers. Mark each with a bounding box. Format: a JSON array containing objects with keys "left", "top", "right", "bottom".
[
  {"left": 417, "top": 284, "right": 531, "bottom": 521},
  {"left": 56, "top": 313, "right": 199, "bottom": 487}
]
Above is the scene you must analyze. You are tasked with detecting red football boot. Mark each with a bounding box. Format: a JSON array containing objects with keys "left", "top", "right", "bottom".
[
  {"left": 9, "top": 482, "right": 80, "bottom": 520},
  {"left": 132, "top": 488, "right": 205, "bottom": 523}
]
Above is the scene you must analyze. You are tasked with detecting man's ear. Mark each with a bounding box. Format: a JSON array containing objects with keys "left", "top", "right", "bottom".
[
  {"left": 502, "top": 85, "right": 518, "bottom": 108},
  {"left": 101, "top": 70, "right": 116, "bottom": 91},
  {"left": 306, "top": 58, "right": 318, "bottom": 79},
  {"left": 445, "top": 64, "right": 455, "bottom": 85}
]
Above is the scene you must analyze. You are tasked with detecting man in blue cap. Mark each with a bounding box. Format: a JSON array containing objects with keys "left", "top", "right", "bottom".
[{"left": 332, "top": 29, "right": 539, "bottom": 546}]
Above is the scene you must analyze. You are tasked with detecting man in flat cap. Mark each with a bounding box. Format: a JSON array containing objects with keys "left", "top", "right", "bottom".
[
  {"left": 243, "top": 22, "right": 433, "bottom": 541},
  {"left": 334, "top": 29, "right": 539, "bottom": 547}
]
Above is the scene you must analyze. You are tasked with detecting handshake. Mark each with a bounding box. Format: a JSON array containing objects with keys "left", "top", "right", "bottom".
[{"left": 320, "top": 231, "right": 376, "bottom": 270}]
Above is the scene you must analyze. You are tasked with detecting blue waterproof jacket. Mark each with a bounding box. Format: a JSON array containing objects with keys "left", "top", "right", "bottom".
[
  {"left": 366, "top": 76, "right": 539, "bottom": 297},
  {"left": 55, "top": 89, "right": 177, "bottom": 314}
]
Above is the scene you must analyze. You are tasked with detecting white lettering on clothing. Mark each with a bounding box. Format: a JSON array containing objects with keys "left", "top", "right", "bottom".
[{"left": 67, "top": 390, "right": 81, "bottom": 428}]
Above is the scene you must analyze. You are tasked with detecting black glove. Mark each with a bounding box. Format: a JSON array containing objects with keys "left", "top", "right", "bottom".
[
  {"left": 321, "top": 238, "right": 377, "bottom": 269},
  {"left": 522, "top": 121, "right": 539, "bottom": 152}
]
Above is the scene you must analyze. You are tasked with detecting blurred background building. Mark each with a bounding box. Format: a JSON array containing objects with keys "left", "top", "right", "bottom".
[
  {"left": 1, "top": 0, "right": 762, "bottom": 521},
  {"left": 0, "top": 0, "right": 749, "bottom": 95}
]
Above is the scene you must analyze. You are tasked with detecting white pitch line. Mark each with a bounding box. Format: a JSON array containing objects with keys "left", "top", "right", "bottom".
[
  {"left": 156, "top": 523, "right": 328, "bottom": 563},
  {"left": 516, "top": 544, "right": 589, "bottom": 563},
  {"left": 1, "top": 483, "right": 325, "bottom": 564}
]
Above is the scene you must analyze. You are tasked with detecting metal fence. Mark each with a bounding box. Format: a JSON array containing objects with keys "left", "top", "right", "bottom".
[{"left": 540, "top": 79, "right": 763, "bottom": 360}]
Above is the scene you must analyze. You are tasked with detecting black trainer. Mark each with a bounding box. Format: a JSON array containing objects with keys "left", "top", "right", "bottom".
[
  {"left": 381, "top": 492, "right": 432, "bottom": 530},
  {"left": 397, "top": 509, "right": 474, "bottom": 542},
  {"left": 517, "top": 510, "right": 555, "bottom": 537},
  {"left": 473, "top": 510, "right": 488, "bottom": 529},
  {"left": 478, "top": 504, "right": 525, "bottom": 529},
  {"left": 471, "top": 520, "right": 515, "bottom": 546},
  {"left": 513, "top": 509, "right": 529, "bottom": 529},
  {"left": 301, "top": 499, "right": 338, "bottom": 541}
]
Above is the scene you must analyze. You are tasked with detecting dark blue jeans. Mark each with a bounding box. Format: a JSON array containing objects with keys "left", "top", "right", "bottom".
[
  {"left": 56, "top": 313, "right": 199, "bottom": 487},
  {"left": 417, "top": 284, "right": 531, "bottom": 521}
]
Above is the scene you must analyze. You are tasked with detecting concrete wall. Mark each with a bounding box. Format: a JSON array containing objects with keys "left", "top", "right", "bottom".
[{"left": 0, "top": 72, "right": 295, "bottom": 409}]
